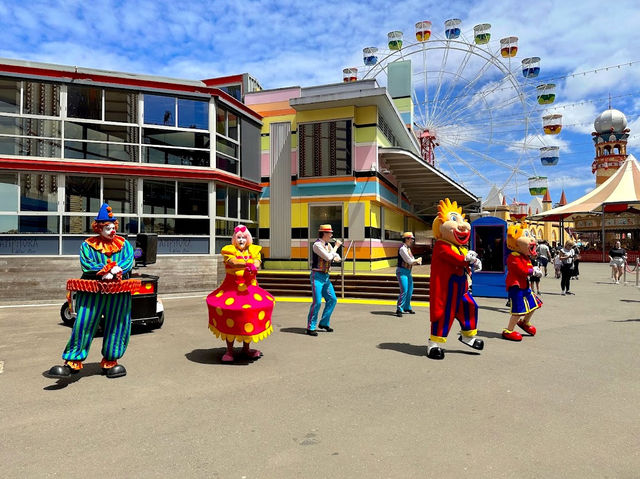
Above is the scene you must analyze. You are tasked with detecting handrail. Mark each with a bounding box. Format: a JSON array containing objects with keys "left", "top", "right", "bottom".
[{"left": 341, "top": 240, "right": 355, "bottom": 298}]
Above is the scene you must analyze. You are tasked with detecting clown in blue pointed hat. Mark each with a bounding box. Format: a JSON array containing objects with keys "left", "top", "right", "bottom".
[
  {"left": 95, "top": 202, "right": 118, "bottom": 222},
  {"left": 46, "top": 201, "right": 139, "bottom": 380}
]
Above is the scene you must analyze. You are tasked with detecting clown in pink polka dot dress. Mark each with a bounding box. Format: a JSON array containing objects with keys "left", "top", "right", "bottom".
[{"left": 206, "top": 225, "right": 275, "bottom": 363}]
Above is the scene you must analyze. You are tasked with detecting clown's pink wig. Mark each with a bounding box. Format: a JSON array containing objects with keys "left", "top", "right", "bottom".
[{"left": 231, "top": 224, "right": 253, "bottom": 249}]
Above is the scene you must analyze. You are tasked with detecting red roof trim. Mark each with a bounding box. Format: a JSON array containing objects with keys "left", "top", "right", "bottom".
[
  {"left": 0, "top": 63, "right": 262, "bottom": 121},
  {"left": 202, "top": 74, "right": 245, "bottom": 86},
  {"left": 0, "top": 158, "right": 262, "bottom": 192}
]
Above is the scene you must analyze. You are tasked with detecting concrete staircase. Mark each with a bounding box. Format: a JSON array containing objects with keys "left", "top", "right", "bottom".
[{"left": 257, "top": 271, "right": 430, "bottom": 302}]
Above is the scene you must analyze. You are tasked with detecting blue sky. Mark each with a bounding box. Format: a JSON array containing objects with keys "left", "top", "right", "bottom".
[{"left": 0, "top": 0, "right": 638, "bottom": 205}]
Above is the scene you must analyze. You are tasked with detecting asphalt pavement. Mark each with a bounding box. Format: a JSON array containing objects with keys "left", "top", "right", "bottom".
[{"left": 0, "top": 263, "right": 639, "bottom": 478}]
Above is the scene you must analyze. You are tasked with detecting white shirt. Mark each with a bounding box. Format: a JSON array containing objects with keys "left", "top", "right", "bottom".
[
  {"left": 399, "top": 244, "right": 418, "bottom": 265},
  {"left": 313, "top": 240, "right": 338, "bottom": 261},
  {"left": 560, "top": 247, "right": 575, "bottom": 264},
  {"left": 538, "top": 243, "right": 550, "bottom": 260}
]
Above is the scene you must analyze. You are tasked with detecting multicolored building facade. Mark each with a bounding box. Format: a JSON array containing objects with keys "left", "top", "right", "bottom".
[{"left": 245, "top": 79, "right": 477, "bottom": 271}]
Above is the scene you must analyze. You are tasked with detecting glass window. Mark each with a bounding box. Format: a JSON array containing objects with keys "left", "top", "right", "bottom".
[
  {"left": 65, "top": 122, "right": 138, "bottom": 143},
  {"left": 249, "top": 192, "right": 258, "bottom": 221},
  {"left": 178, "top": 182, "right": 208, "bottom": 216},
  {"left": 143, "top": 179, "right": 175, "bottom": 214},
  {"left": 24, "top": 81, "right": 60, "bottom": 116},
  {"left": 0, "top": 215, "right": 18, "bottom": 233},
  {"left": 0, "top": 136, "right": 19, "bottom": 155},
  {"left": 63, "top": 216, "right": 93, "bottom": 234},
  {"left": 67, "top": 85, "right": 102, "bottom": 120},
  {"left": 64, "top": 141, "right": 137, "bottom": 162},
  {"left": 228, "top": 187, "right": 238, "bottom": 218},
  {"left": 216, "top": 154, "right": 238, "bottom": 175},
  {"left": 143, "top": 146, "right": 209, "bottom": 167},
  {"left": 143, "top": 128, "right": 209, "bottom": 148},
  {"left": 240, "top": 190, "right": 249, "bottom": 219},
  {"left": 0, "top": 78, "right": 20, "bottom": 114},
  {"left": 105, "top": 89, "right": 138, "bottom": 123},
  {"left": 216, "top": 184, "right": 226, "bottom": 216},
  {"left": 227, "top": 112, "right": 238, "bottom": 140},
  {"left": 143, "top": 94, "right": 175, "bottom": 126},
  {"left": 178, "top": 98, "right": 208, "bottom": 129},
  {"left": 0, "top": 117, "right": 61, "bottom": 138},
  {"left": 299, "top": 120, "right": 352, "bottom": 177},
  {"left": 141, "top": 217, "right": 175, "bottom": 235},
  {"left": 20, "top": 173, "right": 58, "bottom": 211},
  {"left": 0, "top": 172, "right": 19, "bottom": 211},
  {"left": 65, "top": 176, "right": 100, "bottom": 213},
  {"left": 216, "top": 137, "right": 238, "bottom": 158},
  {"left": 215, "top": 219, "right": 235, "bottom": 236},
  {"left": 19, "top": 216, "right": 59, "bottom": 233},
  {"left": 0, "top": 116, "right": 20, "bottom": 135},
  {"left": 220, "top": 85, "right": 242, "bottom": 101},
  {"left": 216, "top": 108, "right": 226, "bottom": 135},
  {"left": 103, "top": 177, "right": 137, "bottom": 214},
  {"left": 174, "top": 218, "right": 209, "bottom": 235}
]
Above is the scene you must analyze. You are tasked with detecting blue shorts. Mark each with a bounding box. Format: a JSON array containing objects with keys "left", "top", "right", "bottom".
[{"left": 508, "top": 285, "right": 542, "bottom": 315}]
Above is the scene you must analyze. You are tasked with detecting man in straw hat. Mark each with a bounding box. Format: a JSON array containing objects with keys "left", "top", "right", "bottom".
[
  {"left": 396, "top": 231, "right": 422, "bottom": 317},
  {"left": 306, "top": 224, "right": 342, "bottom": 336}
]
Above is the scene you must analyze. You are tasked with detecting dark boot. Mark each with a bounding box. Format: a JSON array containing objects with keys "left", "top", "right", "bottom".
[
  {"left": 104, "top": 364, "right": 127, "bottom": 379},
  {"left": 46, "top": 364, "right": 75, "bottom": 378}
]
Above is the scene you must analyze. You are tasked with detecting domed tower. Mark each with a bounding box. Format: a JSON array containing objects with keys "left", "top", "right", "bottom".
[{"left": 591, "top": 108, "right": 630, "bottom": 186}]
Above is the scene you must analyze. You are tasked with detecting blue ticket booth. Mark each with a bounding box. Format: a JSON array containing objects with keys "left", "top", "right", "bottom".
[{"left": 471, "top": 216, "right": 508, "bottom": 298}]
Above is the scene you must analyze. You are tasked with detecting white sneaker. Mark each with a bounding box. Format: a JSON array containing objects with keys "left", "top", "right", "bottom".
[{"left": 616, "top": 280, "right": 619, "bottom": 284}]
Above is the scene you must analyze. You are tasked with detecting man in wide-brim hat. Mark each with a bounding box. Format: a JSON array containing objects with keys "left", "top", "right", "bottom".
[
  {"left": 306, "top": 224, "right": 341, "bottom": 336},
  {"left": 395, "top": 231, "right": 422, "bottom": 317}
]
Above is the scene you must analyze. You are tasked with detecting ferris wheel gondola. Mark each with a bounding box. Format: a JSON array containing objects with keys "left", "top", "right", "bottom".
[{"left": 342, "top": 18, "right": 562, "bottom": 203}]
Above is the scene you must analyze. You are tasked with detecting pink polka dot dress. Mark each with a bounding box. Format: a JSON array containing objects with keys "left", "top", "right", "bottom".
[{"left": 206, "top": 244, "right": 274, "bottom": 343}]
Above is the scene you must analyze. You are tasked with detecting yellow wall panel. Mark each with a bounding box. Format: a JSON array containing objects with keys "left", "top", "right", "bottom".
[
  {"left": 376, "top": 130, "right": 392, "bottom": 147},
  {"left": 364, "top": 201, "right": 371, "bottom": 227},
  {"left": 259, "top": 202, "right": 270, "bottom": 228},
  {"left": 370, "top": 203, "right": 381, "bottom": 228},
  {"left": 354, "top": 126, "right": 376, "bottom": 143},
  {"left": 260, "top": 115, "right": 296, "bottom": 132},
  {"left": 291, "top": 201, "right": 308, "bottom": 228},
  {"left": 384, "top": 207, "right": 404, "bottom": 232},
  {"left": 297, "top": 106, "right": 355, "bottom": 124},
  {"left": 355, "top": 105, "right": 377, "bottom": 125}
]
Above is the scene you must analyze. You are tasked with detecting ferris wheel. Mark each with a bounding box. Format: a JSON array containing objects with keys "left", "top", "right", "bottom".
[{"left": 343, "top": 20, "right": 562, "bottom": 202}]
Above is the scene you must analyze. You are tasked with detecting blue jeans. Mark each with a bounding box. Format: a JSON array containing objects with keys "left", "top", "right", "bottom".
[
  {"left": 307, "top": 271, "right": 337, "bottom": 330},
  {"left": 396, "top": 267, "right": 413, "bottom": 312}
]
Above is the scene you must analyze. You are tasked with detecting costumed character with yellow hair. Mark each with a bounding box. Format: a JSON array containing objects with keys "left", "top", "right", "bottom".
[
  {"left": 206, "top": 225, "right": 274, "bottom": 363},
  {"left": 502, "top": 222, "right": 543, "bottom": 341},
  {"left": 427, "top": 199, "right": 484, "bottom": 360},
  {"left": 46, "top": 203, "right": 139, "bottom": 379}
]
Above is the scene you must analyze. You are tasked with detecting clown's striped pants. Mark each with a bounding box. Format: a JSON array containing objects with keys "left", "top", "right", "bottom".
[
  {"left": 430, "top": 274, "right": 478, "bottom": 342},
  {"left": 62, "top": 291, "right": 132, "bottom": 362}
]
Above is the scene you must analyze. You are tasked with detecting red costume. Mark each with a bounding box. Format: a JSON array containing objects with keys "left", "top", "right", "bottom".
[
  {"left": 429, "top": 240, "right": 478, "bottom": 340},
  {"left": 506, "top": 252, "right": 533, "bottom": 289}
]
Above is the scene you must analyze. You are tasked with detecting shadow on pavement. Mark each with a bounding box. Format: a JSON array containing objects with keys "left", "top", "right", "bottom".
[
  {"left": 477, "top": 305, "right": 510, "bottom": 313},
  {"left": 279, "top": 327, "right": 309, "bottom": 335},
  {"left": 476, "top": 329, "right": 505, "bottom": 339},
  {"left": 377, "top": 342, "right": 481, "bottom": 357},
  {"left": 370, "top": 311, "right": 401, "bottom": 317},
  {"left": 377, "top": 342, "right": 424, "bottom": 356},
  {"left": 185, "top": 348, "right": 254, "bottom": 366},
  {"left": 620, "top": 299, "right": 640, "bottom": 303},
  {"left": 610, "top": 318, "right": 640, "bottom": 322},
  {"left": 42, "top": 362, "right": 104, "bottom": 390}
]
